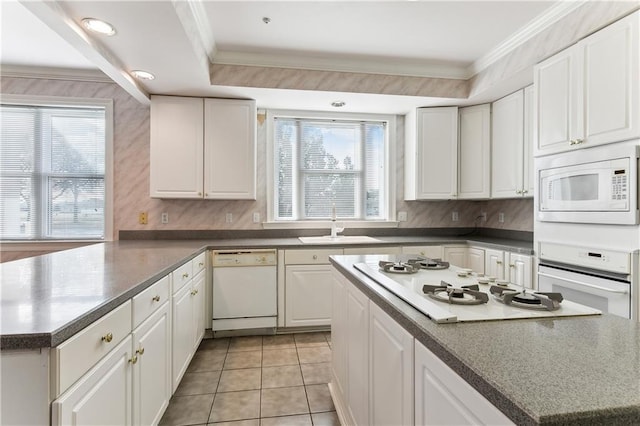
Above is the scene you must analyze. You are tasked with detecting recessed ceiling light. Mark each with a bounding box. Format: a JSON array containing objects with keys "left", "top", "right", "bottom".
[
  {"left": 131, "top": 70, "right": 155, "bottom": 81},
  {"left": 81, "top": 18, "right": 116, "bottom": 36},
  {"left": 331, "top": 101, "right": 346, "bottom": 108}
]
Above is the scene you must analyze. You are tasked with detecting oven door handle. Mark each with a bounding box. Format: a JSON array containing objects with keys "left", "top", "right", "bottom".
[{"left": 538, "top": 271, "right": 629, "bottom": 294}]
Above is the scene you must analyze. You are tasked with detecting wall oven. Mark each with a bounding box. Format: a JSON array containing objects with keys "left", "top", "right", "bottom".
[
  {"left": 537, "top": 242, "right": 637, "bottom": 320},
  {"left": 537, "top": 143, "right": 639, "bottom": 225}
]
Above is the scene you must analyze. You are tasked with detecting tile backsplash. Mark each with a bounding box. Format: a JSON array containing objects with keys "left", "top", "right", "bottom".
[{"left": 1, "top": 76, "right": 533, "bottom": 238}]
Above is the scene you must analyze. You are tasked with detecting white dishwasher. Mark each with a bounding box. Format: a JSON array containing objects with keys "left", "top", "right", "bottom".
[{"left": 211, "top": 249, "right": 277, "bottom": 331}]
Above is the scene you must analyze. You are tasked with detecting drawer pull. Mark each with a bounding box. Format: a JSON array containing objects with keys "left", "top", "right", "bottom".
[
  {"left": 198, "top": 262, "right": 204, "bottom": 267},
  {"left": 152, "top": 295, "right": 161, "bottom": 302},
  {"left": 313, "top": 255, "right": 318, "bottom": 260},
  {"left": 191, "top": 289, "right": 199, "bottom": 296},
  {"left": 128, "top": 355, "right": 138, "bottom": 364},
  {"left": 182, "top": 272, "right": 189, "bottom": 279},
  {"left": 101, "top": 333, "right": 113, "bottom": 343},
  {"left": 136, "top": 347, "right": 145, "bottom": 355},
  {"left": 496, "top": 261, "right": 503, "bottom": 265}
]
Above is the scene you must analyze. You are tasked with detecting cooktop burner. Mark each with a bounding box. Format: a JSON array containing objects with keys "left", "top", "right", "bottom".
[
  {"left": 423, "top": 281, "right": 489, "bottom": 305},
  {"left": 378, "top": 260, "right": 418, "bottom": 274},
  {"left": 490, "top": 285, "right": 563, "bottom": 311},
  {"left": 379, "top": 258, "right": 450, "bottom": 274}
]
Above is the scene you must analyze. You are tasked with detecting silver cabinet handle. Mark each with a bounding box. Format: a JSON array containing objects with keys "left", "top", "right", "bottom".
[
  {"left": 538, "top": 272, "right": 628, "bottom": 294},
  {"left": 516, "top": 190, "right": 522, "bottom": 194}
]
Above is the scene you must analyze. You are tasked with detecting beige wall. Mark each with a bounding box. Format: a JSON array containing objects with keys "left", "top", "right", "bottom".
[{"left": 1, "top": 76, "right": 532, "bottom": 245}]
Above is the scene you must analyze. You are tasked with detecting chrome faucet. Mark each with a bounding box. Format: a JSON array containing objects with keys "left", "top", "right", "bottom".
[{"left": 330, "top": 203, "right": 344, "bottom": 238}]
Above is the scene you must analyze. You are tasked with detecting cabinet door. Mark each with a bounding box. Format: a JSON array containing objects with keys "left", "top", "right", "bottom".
[
  {"left": 458, "top": 104, "right": 491, "bottom": 199},
  {"left": 582, "top": 11, "right": 639, "bottom": 146},
  {"left": 192, "top": 270, "right": 206, "bottom": 351},
  {"left": 467, "top": 248, "right": 485, "bottom": 274},
  {"left": 443, "top": 246, "right": 466, "bottom": 268},
  {"left": 172, "top": 283, "right": 194, "bottom": 392},
  {"left": 401, "top": 245, "right": 443, "bottom": 259},
  {"left": 150, "top": 96, "right": 204, "bottom": 198},
  {"left": 508, "top": 253, "right": 532, "bottom": 289},
  {"left": 346, "top": 283, "right": 369, "bottom": 426},
  {"left": 534, "top": 48, "right": 579, "bottom": 155},
  {"left": 414, "top": 340, "right": 514, "bottom": 426},
  {"left": 204, "top": 99, "right": 257, "bottom": 199},
  {"left": 491, "top": 90, "right": 524, "bottom": 198},
  {"left": 523, "top": 85, "right": 534, "bottom": 197},
  {"left": 484, "top": 249, "right": 506, "bottom": 280},
  {"left": 331, "top": 269, "right": 348, "bottom": 397},
  {"left": 52, "top": 336, "right": 133, "bottom": 426},
  {"left": 414, "top": 107, "right": 459, "bottom": 200},
  {"left": 132, "top": 304, "right": 171, "bottom": 426},
  {"left": 285, "top": 265, "right": 333, "bottom": 327},
  {"left": 369, "top": 303, "right": 413, "bottom": 426}
]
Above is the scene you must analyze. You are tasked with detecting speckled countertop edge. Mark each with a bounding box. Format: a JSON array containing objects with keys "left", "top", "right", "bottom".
[
  {"left": 329, "top": 256, "right": 640, "bottom": 426},
  {"left": 1, "top": 235, "right": 531, "bottom": 350}
]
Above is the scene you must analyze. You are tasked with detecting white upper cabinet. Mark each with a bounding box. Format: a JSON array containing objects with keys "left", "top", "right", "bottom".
[
  {"left": 523, "top": 85, "right": 535, "bottom": 196},
  {"left": 534, "top": 11, "right": 639, "bottom": 155},
  {"left": 458, "top": 104, "right": 491, "bottom": 199},
  {"left": 150, "top": 96, "right": 204, "bottom": 198},
  {"left": 405, "top": 107, "right": 459, "bottom": 200},
  {"left": 491, "top": 90, "right": 527, "bottom": 199},
  {"left": 150, "top": 96, "right": 257, "bottom": 199},
  {"left": 204, "top": 99, "right": 257, "bottom": 200}
]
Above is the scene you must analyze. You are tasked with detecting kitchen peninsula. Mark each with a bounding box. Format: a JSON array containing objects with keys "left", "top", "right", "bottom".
[{"left": 330, "top": 254, "right": 640, "bottom": 426}]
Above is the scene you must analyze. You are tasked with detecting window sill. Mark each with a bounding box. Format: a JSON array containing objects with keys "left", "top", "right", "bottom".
[
  {"left": 0, "top": 240, "right": 103, "bottom": 252},
  {"left": 262, "top": 220, "right": 399, "bottom": 230}
]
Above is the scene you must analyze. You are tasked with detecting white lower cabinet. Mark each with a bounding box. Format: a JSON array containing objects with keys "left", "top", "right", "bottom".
[
  {"left": 415, "top": 340, "right": 514, "bottom": 426},
  {"left": 172, "top": 268, "right": 205, "bottom": 392},
  {"left": 443, "top": 246, "right": 467, "bottom": 268},
  {"left": 507, "top": 253, "right": 533, "bottom": 289},
  {"left": 485, "top": 249, "right": 506, "bottom": 280},
  {"left": 346, "top": 281, "right": 370, "bottom": 426},
  {"left": 467, "top": 247, "right": 485, "bottom": 274},
  {"left": 331, "top": 266, "right": 515, "bottom": 426},
  {"left": 286, "top": 264, "right": 334, "bottom": 327},
  {"left": 369, "top": 303, "right": 413, "bottom": 426},
  {"left": 132, "top": 303, "right": 171, "bottom": 426},
  {"left": 52, "top": 335, "right": 133, "bottom": 426},
  {"left": 401, "top": 245, "right": 444, "bottom": 259}
]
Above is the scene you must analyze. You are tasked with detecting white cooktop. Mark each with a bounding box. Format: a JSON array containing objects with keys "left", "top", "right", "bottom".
[{"left": 354, "top": 262, "right": 601, "bottom": 323}]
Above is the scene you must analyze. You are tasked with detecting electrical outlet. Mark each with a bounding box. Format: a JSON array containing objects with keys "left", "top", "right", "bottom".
[
  {"left": 480, "top": 212, "right": 487, "bottom": 222},
  {"left": 452, "top": 211, "right": 459, "bottom": 222},
  {"left": 138, "top": 212, "right": 148, "bottom": 225},
  {"left": 498, "top": 212, "right": 505, "bottom": 223},
  {"left": 398, "top": 211, "right": 408, "bottom": 222},
  {"left": 253, "top": 212, "right": 260, "bottom": 223},
  {"left": 225, "top": 213, "right": 233, "bottom": 223},
  {"left": 161, "top": 212, "right": 169, "bottom": 224}
]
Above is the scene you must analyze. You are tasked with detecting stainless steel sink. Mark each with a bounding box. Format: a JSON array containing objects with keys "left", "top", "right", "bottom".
[{"left": 298, "top": 236, "right": 381, "bottom": 244}]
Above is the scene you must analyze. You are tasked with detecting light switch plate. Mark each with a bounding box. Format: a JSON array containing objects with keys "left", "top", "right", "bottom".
[
  {"left": 452, "top": 211, "right": 459, "bottom": 222},
  {"left": 398, "top": 211, "right": 408, "bottom": 222},
  {"left": 225, "top": 213, "right": 233, "bottom": 223},
  {"left": 253, "top": 212, "right": 260, "bottom": 223},
  {"left": 161, "top": 212, "right": 169, "bottom": 224},
  {"left": 498, "top": 212, "right": 505, "bottom": 223}
]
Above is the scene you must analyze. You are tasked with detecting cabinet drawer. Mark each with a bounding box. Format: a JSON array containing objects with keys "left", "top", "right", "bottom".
[
  {"left": 285, "top": 249, "right": 343, "bottom": 265},
  {"left": 192, "top": 252, "right": 206, "bottom": 275},
  {"left": 172, "top": 261, "right": 194, "bottom": 294},
  {"left": 53, "top": 300, "right": 132, "bottom": 396},
  {"left": 132, "top": 275, "right": 170, "bottom": 329}
]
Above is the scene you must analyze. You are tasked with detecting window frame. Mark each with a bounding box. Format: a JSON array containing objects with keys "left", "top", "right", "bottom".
[
  {"left": 266, "top": 109, "right": 397, "bottom": 228},
  {"left": 0, "top": 94, "right": 114, "bottom": 242}
]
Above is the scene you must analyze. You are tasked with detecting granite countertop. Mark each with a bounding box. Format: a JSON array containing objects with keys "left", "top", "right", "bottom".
[
  {"left": 330, "top": 255, "right": 640, "bottom": 426},
  {"left": 0, "top": 234, "right": 532, "bottom": 349}
]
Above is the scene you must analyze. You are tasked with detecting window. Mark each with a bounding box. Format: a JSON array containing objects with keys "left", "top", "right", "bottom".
[
  {"left": 0, "top": 97, "right": 111, "bottom": 240},
  {"left": 270, "top": 111, "right": 395, "bottom": 223}
]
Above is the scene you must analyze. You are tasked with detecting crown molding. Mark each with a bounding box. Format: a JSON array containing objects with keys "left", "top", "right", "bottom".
[
  {"left": 213, "top": 50, "right": 469, "bottom": 80},
  {"left": 0, "top": 64, "right": 113, "bottom": 82},
  {"left": 468, "top": 0, "right": 587, "bottom": 76}
]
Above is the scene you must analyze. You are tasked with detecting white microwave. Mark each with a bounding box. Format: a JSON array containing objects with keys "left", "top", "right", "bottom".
[{"left": 537, "top": 143, "right": 639, "bottom": 225}]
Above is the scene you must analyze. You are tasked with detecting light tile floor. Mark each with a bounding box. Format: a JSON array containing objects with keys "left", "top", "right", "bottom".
[{"left": 160, "top": 332, "right": 340, "bottom": 426}]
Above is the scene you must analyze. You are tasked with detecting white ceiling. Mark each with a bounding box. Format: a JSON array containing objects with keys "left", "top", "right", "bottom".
[{"left": 1, "top": 0, "right": 562, "bottom": 114}]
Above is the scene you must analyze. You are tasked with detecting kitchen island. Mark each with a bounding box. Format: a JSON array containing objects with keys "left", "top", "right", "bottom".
[{"left": 330, "top": 254, "right": 640, "bottom": 426}]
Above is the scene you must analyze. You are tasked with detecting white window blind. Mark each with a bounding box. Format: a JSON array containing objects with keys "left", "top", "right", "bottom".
[
  {"left": 274, "top": 117, "right": 387, "bottom": 221},
  {"left": 1, "top": 104, "right": 106, "bottom": 240}
]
